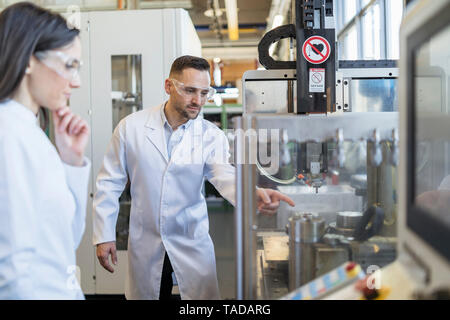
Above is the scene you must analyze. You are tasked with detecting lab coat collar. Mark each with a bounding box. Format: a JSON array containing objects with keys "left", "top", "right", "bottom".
[
  {"left": 0, "top": 99, "right": 39, "bottom": 125},
  {"left": 145, "top": 103, "right": 203, "bottom": 134},
  {"left": 145, "top": 103, "right": 169, "bottom": 162},
  {"left": 144, "top": 103, "right": 203, "bottom": 164}
]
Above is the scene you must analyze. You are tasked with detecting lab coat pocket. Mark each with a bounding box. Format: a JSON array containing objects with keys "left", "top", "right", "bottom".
[
  {"left": 129, "top": 209, "right": 143, "bottom": 241},
  {"left": 185, "top": 202, "right": 209, "bottom": 239}
]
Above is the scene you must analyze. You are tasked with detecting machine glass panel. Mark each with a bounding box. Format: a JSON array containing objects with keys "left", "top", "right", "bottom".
[
  {"left": 349, "top": 79, "right": 398, "bottom": 112},
  {"left": 413, "top": 24, "right": 450, "bottom": 233},
  {"left": 111, "top": 54, "right": 143, "bottom": 250},
  {"left": 236, "top": 112, "right": 398, "bottom": 299}
]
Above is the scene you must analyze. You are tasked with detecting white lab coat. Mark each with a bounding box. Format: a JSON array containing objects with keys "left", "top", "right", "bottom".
[
  {"left": 93, "top": 103, "right": 235, "bottom": 300},
  {"left": 0, "top": 100, "right": 90, "bottom": 299}
]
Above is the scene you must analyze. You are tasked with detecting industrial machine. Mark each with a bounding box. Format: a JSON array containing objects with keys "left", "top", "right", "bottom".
[
  {"left": 284, "top": 0, "right": 450, "bottom": 300},
  {"left": 234, "top": 0, "right": 450, "bottom": 300},
  {"left": 234, "top": 0, "right": 400, "bottom": 299}
]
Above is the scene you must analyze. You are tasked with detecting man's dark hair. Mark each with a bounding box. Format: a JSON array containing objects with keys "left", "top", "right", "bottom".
[{"left": 169, "top": 55, "right": 210, "bottom": 77}]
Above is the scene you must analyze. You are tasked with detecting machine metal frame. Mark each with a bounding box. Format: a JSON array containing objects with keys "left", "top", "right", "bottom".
[{"left": 336, "top": 60, "right": 398, "bottom": 113}]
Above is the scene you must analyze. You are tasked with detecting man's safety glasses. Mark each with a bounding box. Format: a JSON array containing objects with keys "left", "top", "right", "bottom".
[
  {"left": 170, "top": 78, "right": 216, "bottom": 100},
  {"left": 34, "top": 50, "right": 83, "bottom": 81}
]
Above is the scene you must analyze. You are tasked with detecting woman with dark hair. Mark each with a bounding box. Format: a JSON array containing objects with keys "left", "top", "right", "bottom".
[{"left": 0, "top": 2, "right": 90, "bottom": 299}]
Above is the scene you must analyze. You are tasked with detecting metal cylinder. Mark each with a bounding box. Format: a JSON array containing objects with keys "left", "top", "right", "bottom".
[
  {"left": 367, "top": 141, "right": 396, "bottom": 237},
  {"left": 288, "top": 213, "right": 325, "bottom": 291},
  {"left": 336, "top": 211, "right": 363, "bottom": 229},
  {"left": 333, "top": 211, "right": 363, "bottom": 238},
  {"left": 289, "top": 213, "right": 325, "bottom": 243}
]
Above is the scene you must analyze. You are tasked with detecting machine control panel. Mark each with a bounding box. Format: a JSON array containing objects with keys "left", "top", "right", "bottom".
[{"left": 282, "top": 262, "right": 365, "bottom": 300}]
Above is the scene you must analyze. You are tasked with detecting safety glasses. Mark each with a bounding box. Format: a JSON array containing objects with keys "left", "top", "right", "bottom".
[
  {"left": 169, "top": 78, "right": 216, "bottom": 100},
  {"left": 34, "top": 50, "right": 83, "bottom": 81}
]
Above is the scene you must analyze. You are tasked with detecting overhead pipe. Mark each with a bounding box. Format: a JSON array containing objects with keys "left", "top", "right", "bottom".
[{"left": 224, "top": 0, "right": 239, "bottom": 40}]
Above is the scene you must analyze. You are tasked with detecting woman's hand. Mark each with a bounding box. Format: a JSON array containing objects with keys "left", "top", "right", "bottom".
[{"left": 52, "top": 107, "right": 89, "bottom": 167}]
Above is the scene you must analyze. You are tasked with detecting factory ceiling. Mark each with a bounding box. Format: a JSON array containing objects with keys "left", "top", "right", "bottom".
[
  {"left": 186, "top": 0, "right": 272, "bottom": 48},
  {"left": 0, "top": 0, "right": 275, "bottom": 49}
]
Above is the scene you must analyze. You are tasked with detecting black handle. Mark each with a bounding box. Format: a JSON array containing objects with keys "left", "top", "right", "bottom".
[
  {"left": 353, "top": 205, "right": 385, "bottom": 242},
  {"left": 258, "top": 24, "right": 297, "bottom": 70}
]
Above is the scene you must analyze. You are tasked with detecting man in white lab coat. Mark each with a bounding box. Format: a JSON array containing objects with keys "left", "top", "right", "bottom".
[{"left": 93, "top": 55, "right": 295, "bottom": 300}]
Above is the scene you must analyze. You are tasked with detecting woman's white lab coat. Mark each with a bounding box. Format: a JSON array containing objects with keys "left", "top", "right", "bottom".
[
  {"left": 93, "top": 103, "right": 235, "bottom": 300},
  {"left": 0, "top": 100, "right": 90, "bottom": 299}
]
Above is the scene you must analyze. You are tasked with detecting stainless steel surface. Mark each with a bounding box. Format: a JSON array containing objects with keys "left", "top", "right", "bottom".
[
  {"left": 288, "top": 213, "right": 326, "bottom": 243},
  {"left": 336, "top": 212, "right": 363, "bottom": 229},
  {"left": 263, "top": 236, "right": 289, "bottom": 262},
  {"left": 245, "top": 69, "right": 399, "bottom": 115},
  {"left": 237, "top": 93, "right": 399, "bottom": 299},
  {"left": 242, "top": 70, "right": 296, "bottom": 114},
  {"left": 256, "top": 249, "right": 289, "bottom": 299},
  {"left": 277, "top": 185, "right": 364, "bottom": 230},
  {"left": 288, "top": 214, "right": 326, "bottom": 291},
  {"left": 330, "top": 211, "right": 364, "bottom": 238},
  {"left": 350, "top": 237, "right": 397, "bottom": 272},
  {"left": 336, "top": 67, "right": 398, "bottom": 113},
  {"left": 287, "top": 80, "right": 295, "bottom": 113},
  {"left": 288, "top": 241, "right": 313, "bottom": 291},
  {"left": 249, "top": 112, "right": 399, "bottom": 143},
  {"left": 234, "top": 116, "right": 244, "bottom": 300},
  {"left": 234, "top": 115, "right": 259, "bottom": 299},
  {"left": 315, "top": 246, "right": 349, "bottom": 278},
  {"left": 367, "top": 142, "right": 397, "bottom": 237}
]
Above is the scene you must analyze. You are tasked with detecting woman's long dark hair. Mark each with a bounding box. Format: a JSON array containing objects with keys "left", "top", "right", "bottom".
[{"left": 0, "top": 2, "right": 80, "bottom": 128}]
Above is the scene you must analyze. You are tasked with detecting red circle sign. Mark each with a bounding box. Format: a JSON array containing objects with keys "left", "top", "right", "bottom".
[{"left": 302, "top": 36, "right": 331, "bottom": 64}]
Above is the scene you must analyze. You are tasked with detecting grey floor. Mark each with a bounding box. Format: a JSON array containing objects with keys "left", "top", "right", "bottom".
[{"left": 208, "top": 201, "right": 236, "bottom": 300}]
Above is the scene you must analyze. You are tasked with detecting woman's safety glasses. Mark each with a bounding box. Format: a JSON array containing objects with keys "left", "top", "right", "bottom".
[
  {"left": 170, "top": 78, "right": 216, "bottom": 101},
  {"left": 34, "top": 50, "right": 82, "bottom": 82}
]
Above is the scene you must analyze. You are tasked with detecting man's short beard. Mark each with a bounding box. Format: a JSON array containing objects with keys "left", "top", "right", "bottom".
[{"left": 176, "top": 103, "right": 201, "bottom": 120}]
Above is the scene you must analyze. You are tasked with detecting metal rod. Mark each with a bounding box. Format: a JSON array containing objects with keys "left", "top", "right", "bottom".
[
  {"left": 234, "top": 116, "right": 244, "bottom": 300},
  {"left": 242, "top": 115, "right": 258, "bottom": 299},
  {"left": 287, "top": 79, "right": 294, "bottom": 113}
]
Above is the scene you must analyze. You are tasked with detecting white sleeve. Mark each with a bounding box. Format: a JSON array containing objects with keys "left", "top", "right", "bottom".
[
  {"left": 0, "top": 134, "right": 37, "bottom": 299},
  {"left": 204, "top": 129, "right": 236, "bottom": 206},
  {"left": 62, "top": 158, "right": 91, "bottom": 250},
  {"left": 92, "top": 124, "right": 129, "bottom": 245}
]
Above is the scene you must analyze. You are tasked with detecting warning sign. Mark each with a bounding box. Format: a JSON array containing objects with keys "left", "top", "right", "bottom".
[
  {"left": 309, "top": 68, "right": 325, "bottom": 93},
  {"left": 302, "top": 36, "right": 331, "bottom": 65}
]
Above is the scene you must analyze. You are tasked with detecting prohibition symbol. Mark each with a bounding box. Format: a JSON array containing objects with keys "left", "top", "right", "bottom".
[
  {"left": 311, "top": 72, "right": 322, "bottom": 83},
  {"left": 302, "top": 36, "right": 331, "bottom": 64}
]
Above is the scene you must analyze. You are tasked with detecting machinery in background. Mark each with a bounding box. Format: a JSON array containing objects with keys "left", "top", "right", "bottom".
[
  {"left": 234, "top": 0, "right": 400, "bottom": 299},
  {"left": 299, "top": 0, "right": 450, "bottom": 300},
  {"left": 234, "top": 112, "right": 398, "bottom": 299},
  {"left": 234, "top": 0, "right": 450, "bottom": 300}
]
